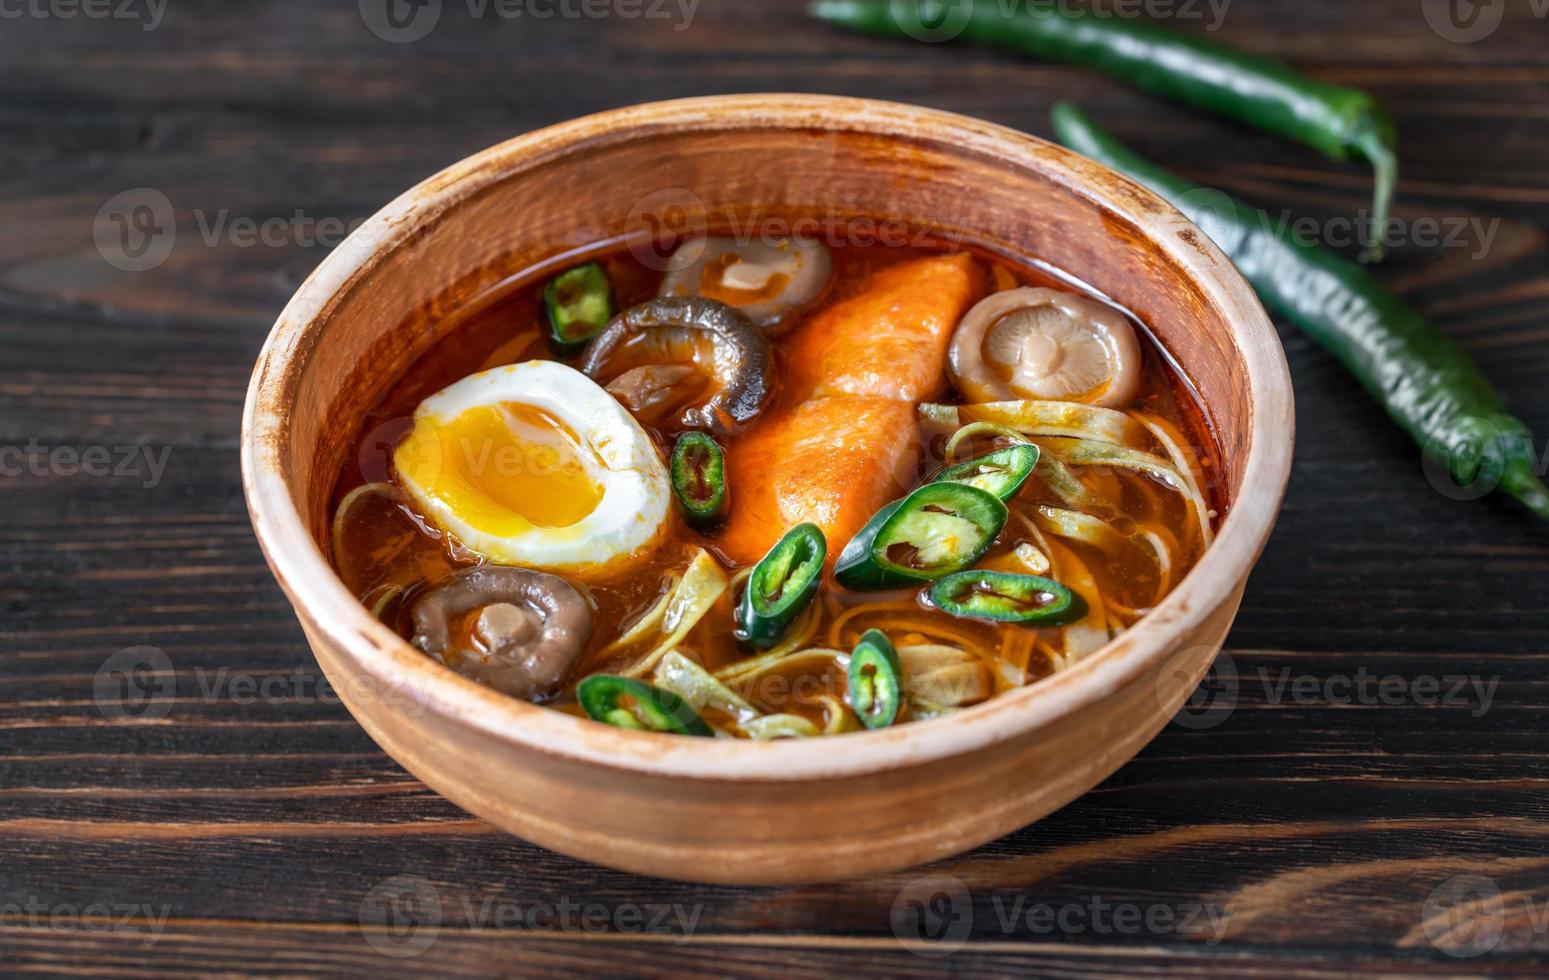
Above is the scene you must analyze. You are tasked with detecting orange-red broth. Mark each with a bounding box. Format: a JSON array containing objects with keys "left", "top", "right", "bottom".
[{"left": 331, "top": 241, "right": 1221, "bottom": 732}]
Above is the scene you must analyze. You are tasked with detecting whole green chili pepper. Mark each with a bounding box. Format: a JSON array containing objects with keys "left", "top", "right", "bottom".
[
  {"left": 576, "top": 675, "right": 714, "bottom": 736},
  {"left": 847, "top": 629, "right": 904, "bottom": 729},
  {"left": 736, "top": 523, "right": 827, "bottom": 648},
  {"left": 811, "top": 0, "right": 1398, "bottom": 261},
  {"left": 1050, "top": 102, "right": 1549, "bottom": 522}
]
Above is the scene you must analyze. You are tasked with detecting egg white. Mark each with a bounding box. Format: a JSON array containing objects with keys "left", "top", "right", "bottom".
[{"left": 394, "top": 361, "right": 672, "bottom": 577}]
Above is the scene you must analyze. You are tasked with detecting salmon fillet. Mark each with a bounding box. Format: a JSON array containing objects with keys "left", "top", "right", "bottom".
[
  {"left": 718, "top": 396, "right": 920, "bottom": 567},
  {"left": 781, "top": 252, "right": 986, "bottom": 402},
  {"left": 719, "top": 254, "right": 986, "bottom": 567}
]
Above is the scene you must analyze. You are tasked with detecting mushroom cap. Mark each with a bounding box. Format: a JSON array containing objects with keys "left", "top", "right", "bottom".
[
  {"left": 578, "top": 297, "right": 774, "bottom": 436},
  {"left": 947, "top": 287, "right": 1142, "bottom": 407},
  {"left": 659, "top": 236, "right": 831, "bottom": 333},
  {"left": 411, "top": 566, "right": 594, "bottom": 702}
]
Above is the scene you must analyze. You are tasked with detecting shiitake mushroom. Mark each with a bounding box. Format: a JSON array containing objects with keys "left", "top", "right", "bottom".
[
  {"left": 947, "top": 287, "right": 1142, "bottom": 408},
  {"left": 578, "top": 296, "right": 774, "bottom": 436},
  {"left": 658, "top": 236, "right": 831, "bottom": 333},
  {"left": 410, "top": 566, "right": 593, "bottom": 702}
]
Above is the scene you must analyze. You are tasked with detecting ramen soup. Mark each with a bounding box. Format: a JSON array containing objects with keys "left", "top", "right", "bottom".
[{"left": 331, "top": 234, "right": 1220, "bottom": 738}]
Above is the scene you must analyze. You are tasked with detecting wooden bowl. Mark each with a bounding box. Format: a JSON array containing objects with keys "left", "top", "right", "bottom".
[{"left": 242, "top": 95, "right": 1292, "bottom": 884}]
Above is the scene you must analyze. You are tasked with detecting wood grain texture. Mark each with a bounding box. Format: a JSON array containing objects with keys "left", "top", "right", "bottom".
[{"left": 2, "top": 0, "right": 1548, "bottom": 974}]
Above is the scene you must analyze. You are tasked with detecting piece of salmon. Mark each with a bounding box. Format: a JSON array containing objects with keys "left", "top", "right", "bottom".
[
  {"left": 719, "top": 254, "right": 986, "bottom": 567},
  {"left": 717, "top": 396, "right": 921, "bottom": 567},
  {"left": 781, "top": 252, "right": 986, "bottom": 403}
]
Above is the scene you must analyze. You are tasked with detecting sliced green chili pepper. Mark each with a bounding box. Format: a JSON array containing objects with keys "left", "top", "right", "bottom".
[
  {"left": 933, "top": 444, "right": 1039, "bottom": 502},
  {"left": 543, "top": 262, "right": 616, "bottom": 356},
  {"left": 927, "top": 570, "right": 1087, "bottom": 626},
  {"left": 847, "top": 629, "right": 903, "bottom": 729},
  {"left": 735, "top": 523, "right": 827, "bottom": 648},
  {"left": 835, "top": 483, "right": 1008, "bottom": 591},
  {"left": 812, "top": 0, "right": 1399, "bottom": 261},
  {"left": 834, "top": 498, "right": 903, "bottom": 587},
  {"left": 576, "top": 674, "right": 714, "bottom": 736},
  {"left": 670, "top": 432, "right": 727, "bottom": 526},
  {"left": 1051, "top": 103, "right": 1549, "bottom": 523}
]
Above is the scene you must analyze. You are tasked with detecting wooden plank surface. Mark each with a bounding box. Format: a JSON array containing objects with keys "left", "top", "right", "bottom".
[{"left": 3, "top": 0, "right": 1549, "bottom": 974}]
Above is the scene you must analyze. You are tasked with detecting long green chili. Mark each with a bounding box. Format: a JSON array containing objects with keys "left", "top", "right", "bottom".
[
  {"left": 1051, "top": 102, "right": 1549, "bottom": 522},
  {"left": 811, "top": 0, "right": 1398, "bottom": 261}
]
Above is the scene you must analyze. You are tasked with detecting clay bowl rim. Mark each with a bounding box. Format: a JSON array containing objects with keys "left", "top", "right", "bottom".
[{"left": 241, "top": 93, "right": 1293, "bottom": 782}]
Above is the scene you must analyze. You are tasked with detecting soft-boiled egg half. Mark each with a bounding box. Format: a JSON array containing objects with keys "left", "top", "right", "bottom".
[{"left": 393, "top": 361, "right": 672, "bottom": 577}]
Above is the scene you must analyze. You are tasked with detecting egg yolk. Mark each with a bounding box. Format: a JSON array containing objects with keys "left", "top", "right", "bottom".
[{"left": 395, "top": 402, "right": 604, "bottom": 532}]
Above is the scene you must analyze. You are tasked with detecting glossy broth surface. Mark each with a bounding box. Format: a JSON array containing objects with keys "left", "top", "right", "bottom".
[{"left": 332, "top": 236, "right": 1221, "bottom": 733}]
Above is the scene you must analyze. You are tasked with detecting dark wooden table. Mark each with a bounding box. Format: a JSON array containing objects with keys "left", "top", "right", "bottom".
[{"left": 5, "top": 0, "right": 1548, "bottom": 975}]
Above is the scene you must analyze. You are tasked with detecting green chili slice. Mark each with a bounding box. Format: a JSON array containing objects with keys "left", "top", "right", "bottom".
[
  {"left": 812, "top": 0, "right": 1399, "bottom": 261},
  {"left": 847, "top": 629, "right": 903, "bottom": 729},
  {"left": 543, "top": 262, "right": 616, "bottom": 356},
  {"left": 927, "top": 570, "right": 1087, "bottom": 627},
  {"left": 576, "top": 675, "right": 714, "bottom": 736},
  {"left": 1052, "top": 102, "right": 1549, "bottom": 524},
  {"left": 835, "top": 483, "right": 1008, "bottom": 591},
  {"left": 933, "top": 444, "right": 1039, "bottom": 502},
  {"left": 735, "top": 523, "right": 827, "bottom": 648},
  {"left": 833, "top": 498, "right": 903, "bottom": 588},
  {"left": 670, "top": 432, "right": 727, "bottom": 526}
]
